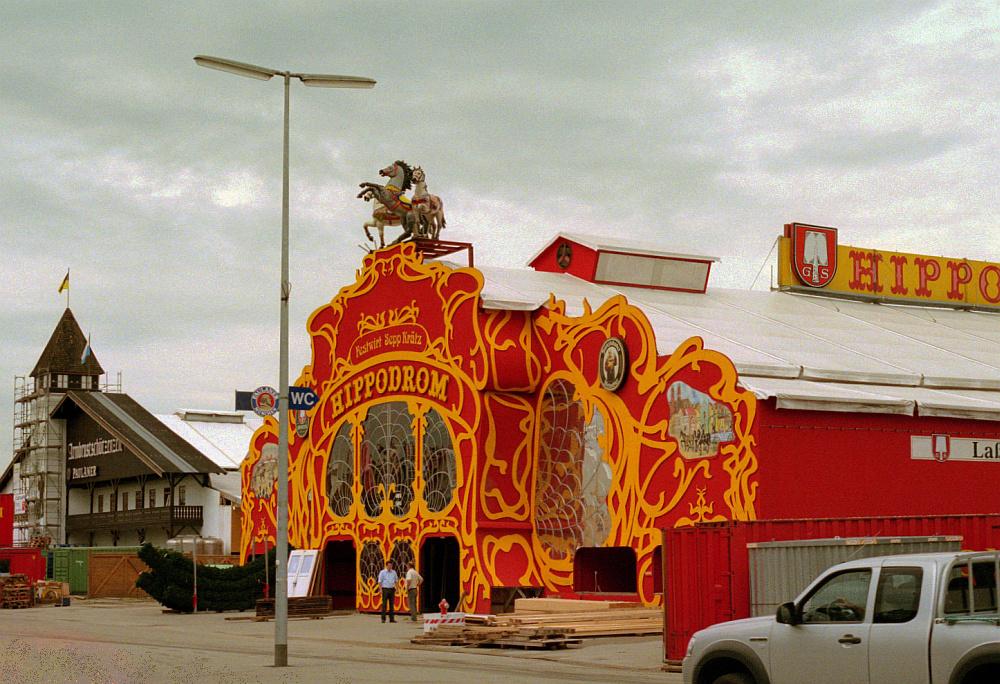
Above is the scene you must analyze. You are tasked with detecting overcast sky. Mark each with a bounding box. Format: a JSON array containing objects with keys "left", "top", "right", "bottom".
[{"left": 2, "top": 1, "right": 999, "bottom": 470}]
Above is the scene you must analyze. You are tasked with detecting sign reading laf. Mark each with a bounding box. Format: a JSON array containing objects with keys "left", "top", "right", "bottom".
[
  {"left": 0, "top": 493, "right": 12, "bottom": 547},
  {"left": 778, "top": 222, "right": 1000, "bottom": 311}
]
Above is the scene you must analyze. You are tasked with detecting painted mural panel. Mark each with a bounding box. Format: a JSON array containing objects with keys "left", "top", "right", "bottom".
[
  {"left": 667, "top": 381, "right": 735, "bottom": 459},
  {"left": 240, "top": 243, "right": 759, "bottom": 612}
]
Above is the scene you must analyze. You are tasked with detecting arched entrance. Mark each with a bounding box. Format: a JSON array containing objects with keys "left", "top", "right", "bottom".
[
  {"left": 420, "top": 536, "right": 460, "bottom": 613},
  {"left": 323, "top": 540, "right": 356, "bottom": 610}
]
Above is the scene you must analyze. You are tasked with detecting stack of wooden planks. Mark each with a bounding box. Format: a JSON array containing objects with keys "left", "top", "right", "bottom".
[
  {"left": 411, "top": 597, "right": 662, "bottom": 649},
  {"left": 255, "top": 595, "right": 333, "bottom": 619},
  {"left": 412, "top": 623, "right": 582, "bottom": 650}
]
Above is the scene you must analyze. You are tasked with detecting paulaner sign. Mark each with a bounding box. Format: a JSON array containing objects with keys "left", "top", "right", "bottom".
[{"left": 777, "top": 223, "right": 1000, "bottom": 311}]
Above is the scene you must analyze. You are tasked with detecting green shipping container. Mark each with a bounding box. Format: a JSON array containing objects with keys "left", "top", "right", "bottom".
[{"left": 51, "top": 546, "right": 142, "bottom": 594}]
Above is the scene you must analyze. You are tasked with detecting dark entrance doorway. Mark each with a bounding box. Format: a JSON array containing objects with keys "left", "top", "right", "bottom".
[
  {"left": 323, "top": 540, "right": 357, "bottom": 610},
  {"left": 420, "top": 536, "right": 460, "bottom": 613}
]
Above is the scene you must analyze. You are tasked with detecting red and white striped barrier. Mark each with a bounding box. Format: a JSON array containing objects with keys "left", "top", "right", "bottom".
[{"left": 422, "top": 612, "right": 466, "bottom": 633}]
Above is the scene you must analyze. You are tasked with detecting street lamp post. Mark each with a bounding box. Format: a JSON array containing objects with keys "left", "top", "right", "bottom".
[{"left": 195, "top": 55, "right": 375, "bottom": 667}]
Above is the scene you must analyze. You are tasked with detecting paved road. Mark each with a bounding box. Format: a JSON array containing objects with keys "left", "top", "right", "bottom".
[{"left": 0, "top": 599, "right": 682, "bottom": 683}]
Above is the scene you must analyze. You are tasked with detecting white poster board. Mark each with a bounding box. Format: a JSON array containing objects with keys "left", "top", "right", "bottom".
[{"left": 287, "top": 549, "right": 319, "bottom": 597}]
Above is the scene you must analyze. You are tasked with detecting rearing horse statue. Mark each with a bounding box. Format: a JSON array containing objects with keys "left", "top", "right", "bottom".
[{"left": 358, "top": 161, "right": 423, "bottom": 245}]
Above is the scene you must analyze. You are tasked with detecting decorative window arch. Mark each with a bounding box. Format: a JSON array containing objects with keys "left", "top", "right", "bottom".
[
  {"left": 360, "top": 402, "right": 416, "bottom": 518},
  {"left": 326, "top": 421, "right": 353, "bottom": 517},
  {"left": 534, "top": 379, "right": 612, "bottom": 561},
  {"left": 360, "top": 541, "right": 385, "bottom": 586},
  {"left": 421, "top": 408, "right": 457, "bottom": 512}
]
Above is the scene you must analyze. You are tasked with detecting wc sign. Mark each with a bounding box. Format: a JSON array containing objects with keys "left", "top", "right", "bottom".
[{"left": 288, "top": 385, "right": 319, "bottom": 411}]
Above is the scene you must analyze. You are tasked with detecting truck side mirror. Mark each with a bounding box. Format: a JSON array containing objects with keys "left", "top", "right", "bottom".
[{"left": 776, "top": 601, "right": 800, "bottom": 625}]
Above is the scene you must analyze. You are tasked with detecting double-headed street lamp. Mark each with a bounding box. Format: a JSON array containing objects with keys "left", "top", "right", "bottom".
[{"left": 195, "top": 55, "right": 375, "bottom": 667}]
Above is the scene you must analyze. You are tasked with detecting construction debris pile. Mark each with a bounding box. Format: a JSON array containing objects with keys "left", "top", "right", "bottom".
[
  {"left": 411, "top": 598, "right": 663, "bottom": 650},
  {"left": 0, "top": 574, "right": 34, "bottom": 609}
]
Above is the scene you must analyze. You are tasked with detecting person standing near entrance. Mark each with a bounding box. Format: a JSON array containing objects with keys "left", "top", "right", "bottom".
[
  {"left": 377, "top": 559, "right": 399, "bottom": 623},
  {"left": 404, "top": 561, "right": 423, "bottom": 621}
]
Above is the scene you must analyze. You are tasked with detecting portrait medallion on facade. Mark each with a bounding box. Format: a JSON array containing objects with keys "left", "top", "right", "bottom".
[
  {"left": 598, "top": 337, "right": 628, "bottom": 392},
  {"left": 556, "top": 242, "right": 573, "bottom": 269}
]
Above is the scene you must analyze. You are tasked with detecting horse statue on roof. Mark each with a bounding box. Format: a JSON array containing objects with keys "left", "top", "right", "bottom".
[
  {"left": 358, "top": 160, "right": 423, "bottom": 246},
  {"left": 410, "top": 166, "right": 446, "bottom": 240},
  {"left": 362, "top": 200, "right": 402, "bottom": 248}
]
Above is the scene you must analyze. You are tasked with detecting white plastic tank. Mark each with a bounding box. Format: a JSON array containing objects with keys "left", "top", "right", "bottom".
[{"left": 165, "top": 535, "right": 224, "bottom": 556}]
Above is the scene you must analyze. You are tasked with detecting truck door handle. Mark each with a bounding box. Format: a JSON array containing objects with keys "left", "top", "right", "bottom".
[{"left": 838, "top": 635, "right": 862, "bottom": 645}]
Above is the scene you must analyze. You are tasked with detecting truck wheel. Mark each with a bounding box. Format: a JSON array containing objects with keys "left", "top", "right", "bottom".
[{"left": 711, "top": 674, "right": 753, "bottom": 684}]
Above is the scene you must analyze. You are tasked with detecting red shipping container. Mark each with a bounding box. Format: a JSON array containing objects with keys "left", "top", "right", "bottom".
[
  {"left": 662, "top": 514, "right": 1000, "bottom": 662},
  {"left": 0, "top": 494, "right": 12, "bottom": 547},
  {"left": 0, "top": 547, "right": 46, "bottom": 584}
]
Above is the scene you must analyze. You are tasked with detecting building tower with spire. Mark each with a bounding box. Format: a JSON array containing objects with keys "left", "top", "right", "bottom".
[{"left": 11, "top": 308, "right": 116, "bottom": 544}]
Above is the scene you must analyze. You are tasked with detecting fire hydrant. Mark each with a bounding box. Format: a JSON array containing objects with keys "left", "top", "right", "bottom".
[{"left": 438, "top": 598, "right": 449, "bottom": 616}]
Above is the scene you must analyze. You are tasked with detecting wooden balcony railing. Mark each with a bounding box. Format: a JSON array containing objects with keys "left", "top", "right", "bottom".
[{"left": 66, "top": 505, "right": 203, "bottom": 532}]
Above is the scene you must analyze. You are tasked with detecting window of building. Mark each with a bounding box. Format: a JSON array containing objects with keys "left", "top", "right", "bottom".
[
  {"left": 422, "top": 409, "right": 457, "bottom": 513},
  {"left": 535, "top": 379, "right": 612, "bottom": 562},
  {"left": 164, "top": 487, "right": 171, "bottom": 505},
  {"left": 326, "top": 421, "right": 354, "bottom": 517},
  {"left": 360, "top": 402, "right": 415, "bottom": 518},
  {"left": 57, "top": 374, "right": 68, "bottom": 388},
  {"left": 81, "top": 375, "right": 92, "bottom": 390},
  {"left": 178, "top": 486, "right": 186, "bottom": 506},
  {"left": 97, "top": 494, "right": 104, "bottom": 512},
  {"left": 135, "top": 490, "right": 142, "bottom": 509},
  {"left": 149, "top": 489, "right": 156, "bottom": 508}
]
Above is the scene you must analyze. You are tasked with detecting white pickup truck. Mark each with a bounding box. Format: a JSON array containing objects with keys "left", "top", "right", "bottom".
[{"left": 682, "top": 551, "right": 1000, "bottom": 684}]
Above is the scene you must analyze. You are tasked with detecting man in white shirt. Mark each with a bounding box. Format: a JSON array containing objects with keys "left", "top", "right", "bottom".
[
  {"left": 404, "top": 562, "right": 423, "bottom": 621},
  {"left": 377, "top": 560, "right": 400, "bottom": 623}
]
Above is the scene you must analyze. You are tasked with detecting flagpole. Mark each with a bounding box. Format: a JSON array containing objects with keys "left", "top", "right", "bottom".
[{"left": 66, "top": 269, "right": 70, "bottom": 309}]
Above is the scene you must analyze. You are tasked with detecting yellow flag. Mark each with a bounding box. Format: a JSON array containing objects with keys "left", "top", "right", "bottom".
[{"left": 58, "top": 270, "right": 69, "bottom": 293}]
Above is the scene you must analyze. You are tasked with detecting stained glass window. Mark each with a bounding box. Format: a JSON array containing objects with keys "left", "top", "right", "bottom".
[
  {"left": 360, "top": 402, "right": 416, "bottom": 518},
  {"left": 326, "top": 421, "right": 354, "bottom": 517},
  {"left": 534, "top": 380, "right": 612, "bottom": 561},
  {"left": 422, "top": 409, "right": 456, "bottom": 512},
  {"left": 360, "top": 541, "right": 385, "bottom": 585}
]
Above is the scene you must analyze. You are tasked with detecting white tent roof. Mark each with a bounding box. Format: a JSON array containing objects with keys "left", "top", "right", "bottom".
[
  {"left": 473, "top": 264, "right": 1000, "bottom": 420},
  {"left": 156, "top": 410, "right": 263, "bottom": 471}
]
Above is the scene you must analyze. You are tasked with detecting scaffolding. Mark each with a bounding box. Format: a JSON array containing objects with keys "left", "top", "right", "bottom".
[{"left": 12, "top": 372, "right": 121, "bottom": 544}]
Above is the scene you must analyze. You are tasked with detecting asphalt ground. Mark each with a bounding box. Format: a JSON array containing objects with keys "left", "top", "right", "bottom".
[{"left": 0, "top": 598, "right": 682, "bottom": 683}]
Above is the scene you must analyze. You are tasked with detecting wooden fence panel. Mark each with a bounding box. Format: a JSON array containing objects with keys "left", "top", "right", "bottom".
[{"left": 88, "top": 553, "right": 149, "bottom": 598}]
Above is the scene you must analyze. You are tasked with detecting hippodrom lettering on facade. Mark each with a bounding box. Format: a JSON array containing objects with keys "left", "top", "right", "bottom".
[{"left": 325, "top": 364, "right": 451, "bottom": 423}]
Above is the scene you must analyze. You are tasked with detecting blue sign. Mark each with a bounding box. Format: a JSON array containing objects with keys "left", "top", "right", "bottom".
[{"left": 288, "top": 385, "right": 319, "bottom": 411}]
